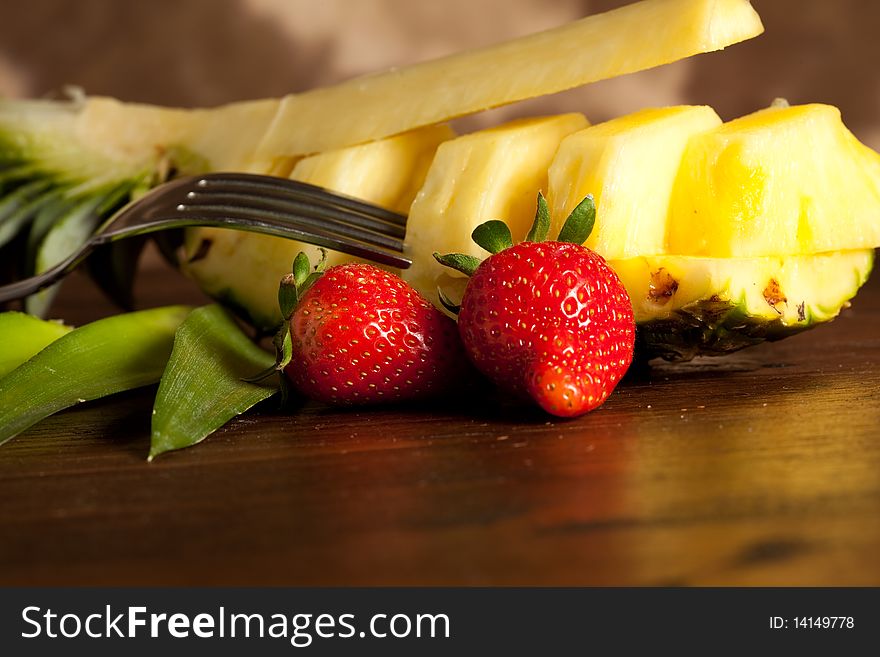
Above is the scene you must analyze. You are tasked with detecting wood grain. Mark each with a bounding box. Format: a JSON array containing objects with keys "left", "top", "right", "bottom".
[{"left": 1, "top": 260, "right": 879, "bottom": 586}]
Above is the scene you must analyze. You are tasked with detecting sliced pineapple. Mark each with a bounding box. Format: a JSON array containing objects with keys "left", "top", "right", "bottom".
[
  {"left": 612, "top": 250, "right": 874, "bottom": 360},
  {"left": 547, "top": 105, "right": 721, "bottom": 259},
  {"left": 255, "top": 0, "right": 763, "bottom": 161},
  {"left": 0, "top": 0, "right": 766, "bottom": 322},
  {"left": 402, "top": 114, "right": 588, "bottom": 302},
  {"left": 181, "top": 125, "right": 454, "bottom": 331},
  {"left": 667, "top": 104, "right": 880, "bottom": 257}
]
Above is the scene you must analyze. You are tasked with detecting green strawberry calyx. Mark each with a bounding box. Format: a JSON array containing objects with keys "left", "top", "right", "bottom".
[
  {"left": 242, "top": 249, "right": 329, "bottom": 400},
  {"left": 432, "top": 192, "right": 596, "bottom": 312}
]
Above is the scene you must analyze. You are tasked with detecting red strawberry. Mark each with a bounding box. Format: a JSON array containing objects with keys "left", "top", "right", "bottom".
[
  {"left": 274, "top": 254, "right": 467, "bottom": 405},
  {"left": 435, "top": 193, "right": 634, "bottom": 417}
]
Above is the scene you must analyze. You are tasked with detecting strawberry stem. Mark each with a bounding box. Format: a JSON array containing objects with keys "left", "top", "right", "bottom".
[
  {"left": 433, "top": 252, "right": 482, "bottom": 276},
  {"left": 557, "top": 194, "right": 596, "bottom": 244},
  {"left": 437, "top": 287, "right": 462, "bottom": 315},
  {"left": 471, "top": 220, "right": 513, "bottom": 254},
  {"left": 525, "top": 192, "right": 551, "bottom": 242},
  {"left": 292, "top": 252, "right": 311, "bottom": 286},
  {"left": 278, "top": 273, "right": 299, "bottom": 319}
]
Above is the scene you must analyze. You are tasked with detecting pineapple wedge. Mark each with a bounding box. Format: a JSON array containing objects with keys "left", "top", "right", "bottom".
[
  {"left": 548, "top": 106, "right": 721, "bottom": 259},
  {"left": 611, "top": 250, "right": 874, "bottom": 360},
  {"left": 181, "top": 125, "right": 454, "bottom": 331},
  {"left": 256, "top": 0, "right": 763, "bottom": 161},
  {"left": 402, "top": 114, "right": 588, "bottom": 302},
  {"left": 667, "top": 104, "right": 880, "bottom": 257}
]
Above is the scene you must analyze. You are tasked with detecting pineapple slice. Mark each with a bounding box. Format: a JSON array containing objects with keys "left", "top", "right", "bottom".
[
  {"left": 547, "top": 105, "right": 721, "bottom": 259},
  {"left": 611, "top": 250, "right": 874, "bottom": 360},
  {"left": 181, "top": 125, "right": 454, "bottom": 331},
  {"left": 402, "top": 114, "right": 588, "bottom": 302},
  {"left": 256, "top": 0, "right": 763, "bottom": 161},
  {"left": 667, "top": 104, "right": 880, "bottom": 257}
]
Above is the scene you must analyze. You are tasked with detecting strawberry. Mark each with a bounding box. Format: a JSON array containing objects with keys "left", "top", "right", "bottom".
[
  {"left": 434, "top": 193, "right": 634, "bottom": 417},
  {"left": 269, "top": 251, "right": 467, "bottom": 405}
]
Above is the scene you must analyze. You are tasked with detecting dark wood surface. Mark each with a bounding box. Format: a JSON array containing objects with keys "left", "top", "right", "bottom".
[{"left": 2, "top": 257, "right": 879, "bottom": 586}]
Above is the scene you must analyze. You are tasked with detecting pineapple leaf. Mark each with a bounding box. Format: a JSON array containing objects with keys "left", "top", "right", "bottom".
[
  {"left": 433, "top": 252, "right": 482, "bottom": 277},
  {"left": 85, "top": 236, "right": 149, "bottom": 311},
  {"left": 149, "top": 305, "right": 276, "bottom": 460},
  {"left": 0, "top": 179, "right": 54, "bottom": 249},
  {"left": 240, "top": 363, "right": 280, "bottom": 384},
  {"left": 25, "top": 190, "right": 112, "bottom": 317},
  {"left": 557, "top": 194, "right": 595, "bottom": 244},
  {"left": 525, "top": 192, "right": 551, "bottom": 242},
  {"left": 472, "top": 220, "right": 513, "bottom": 254}
]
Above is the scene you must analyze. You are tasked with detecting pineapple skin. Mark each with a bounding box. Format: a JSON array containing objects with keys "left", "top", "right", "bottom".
[
  {"left": 612, "top": 250, "right": 875, "bottom": 361},
  {"left": 402, "top": 114, "right": 588, "bottom": 304},
  {"left": 548, "top": 105, "right": 721, "bottom": 259},
  {"left": 181, "top": 125, "right": 454, "bottom": 332}
]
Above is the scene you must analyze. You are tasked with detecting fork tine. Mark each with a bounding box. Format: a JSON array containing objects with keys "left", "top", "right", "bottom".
[
  {"left": 183, "top": 192, "right": 406, "bottom": 240},
  {"left": 194, "top": 174, "right": 409, "bottom": 227},
  {"left": 148, "top": 207, "right": 410, "bottom": 269},
  {"left": 178, "top": 202, "right": 405, "bottom": 252}
]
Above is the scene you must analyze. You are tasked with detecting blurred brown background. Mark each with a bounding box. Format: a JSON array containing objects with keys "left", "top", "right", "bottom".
[{"left": 1, "top": 0, "right": 879, "bottom": 148}]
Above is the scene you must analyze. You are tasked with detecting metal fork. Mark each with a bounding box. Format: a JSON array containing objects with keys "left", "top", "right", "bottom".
[{"left": 0, "top": 172, "right": 411, "bottom": 303}]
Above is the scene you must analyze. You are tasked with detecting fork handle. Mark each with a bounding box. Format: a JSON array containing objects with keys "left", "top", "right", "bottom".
[{"left": 0, "top": 250, "right": 88, "bottom": 304}]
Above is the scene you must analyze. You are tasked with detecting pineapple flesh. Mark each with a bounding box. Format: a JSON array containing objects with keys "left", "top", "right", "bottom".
[
  {"left": 402, "top": 114, "right": 588, "bottom": 302},
  {"left": 667, "top": 104, "right": 880, "bottom": 257},
  {"left": 0, "top": 0, "right": 765, "bottom": 325},
  {"left": 255, "top": 0, "right": 763, "bottom": 161},
  {"left": 543, "top": 102, "right": 880, "bottom": 360},
  {"left": 548, "top": 105, "right": 721, "bottom": 259},
  {"left": 5, "top": 0, "right": 878, "bottom": 363}
]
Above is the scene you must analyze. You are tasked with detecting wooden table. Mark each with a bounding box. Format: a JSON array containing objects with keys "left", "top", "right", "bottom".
[{"left": 2, "top": 258, "right": 879, "bottom": 586}]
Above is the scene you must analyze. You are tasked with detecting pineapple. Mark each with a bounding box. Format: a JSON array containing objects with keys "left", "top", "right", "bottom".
[
  {"left": 667, "top": 104, "right": 880, "bottom": 257},
  {"left": 611, "top": 251, "right": 874, "bottom": 360},
  {"left": 254, "top": 0, "right": 763, "bottom": 161},
  {"left": 540, "top": 103, "right": 880, "bottom": 359},
  {"left": 0, "top": 97, "right": 170, "bottom": 313},
  {"left": 547, "top": 105, "right": 722, "bottom": 259},
  {"left": 0, "top": 0, "right": 763, "bottom": 321},
  {"left": 181, "top": 125, "right": 454, "bottom": 331},
  {"left": 402, "top": 114, "right": 588, "bottom": 302}
]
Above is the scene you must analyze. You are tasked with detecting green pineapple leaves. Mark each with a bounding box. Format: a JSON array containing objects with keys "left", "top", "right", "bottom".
[
  {"left": 149, "top": 305, "right": 276, "bottom": 460},
  {"left": 0, "top": 311, "right": 72, "bottom": 378},
  {"left": 0, "top": 306, "right": 191, "bottom": 446}
]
